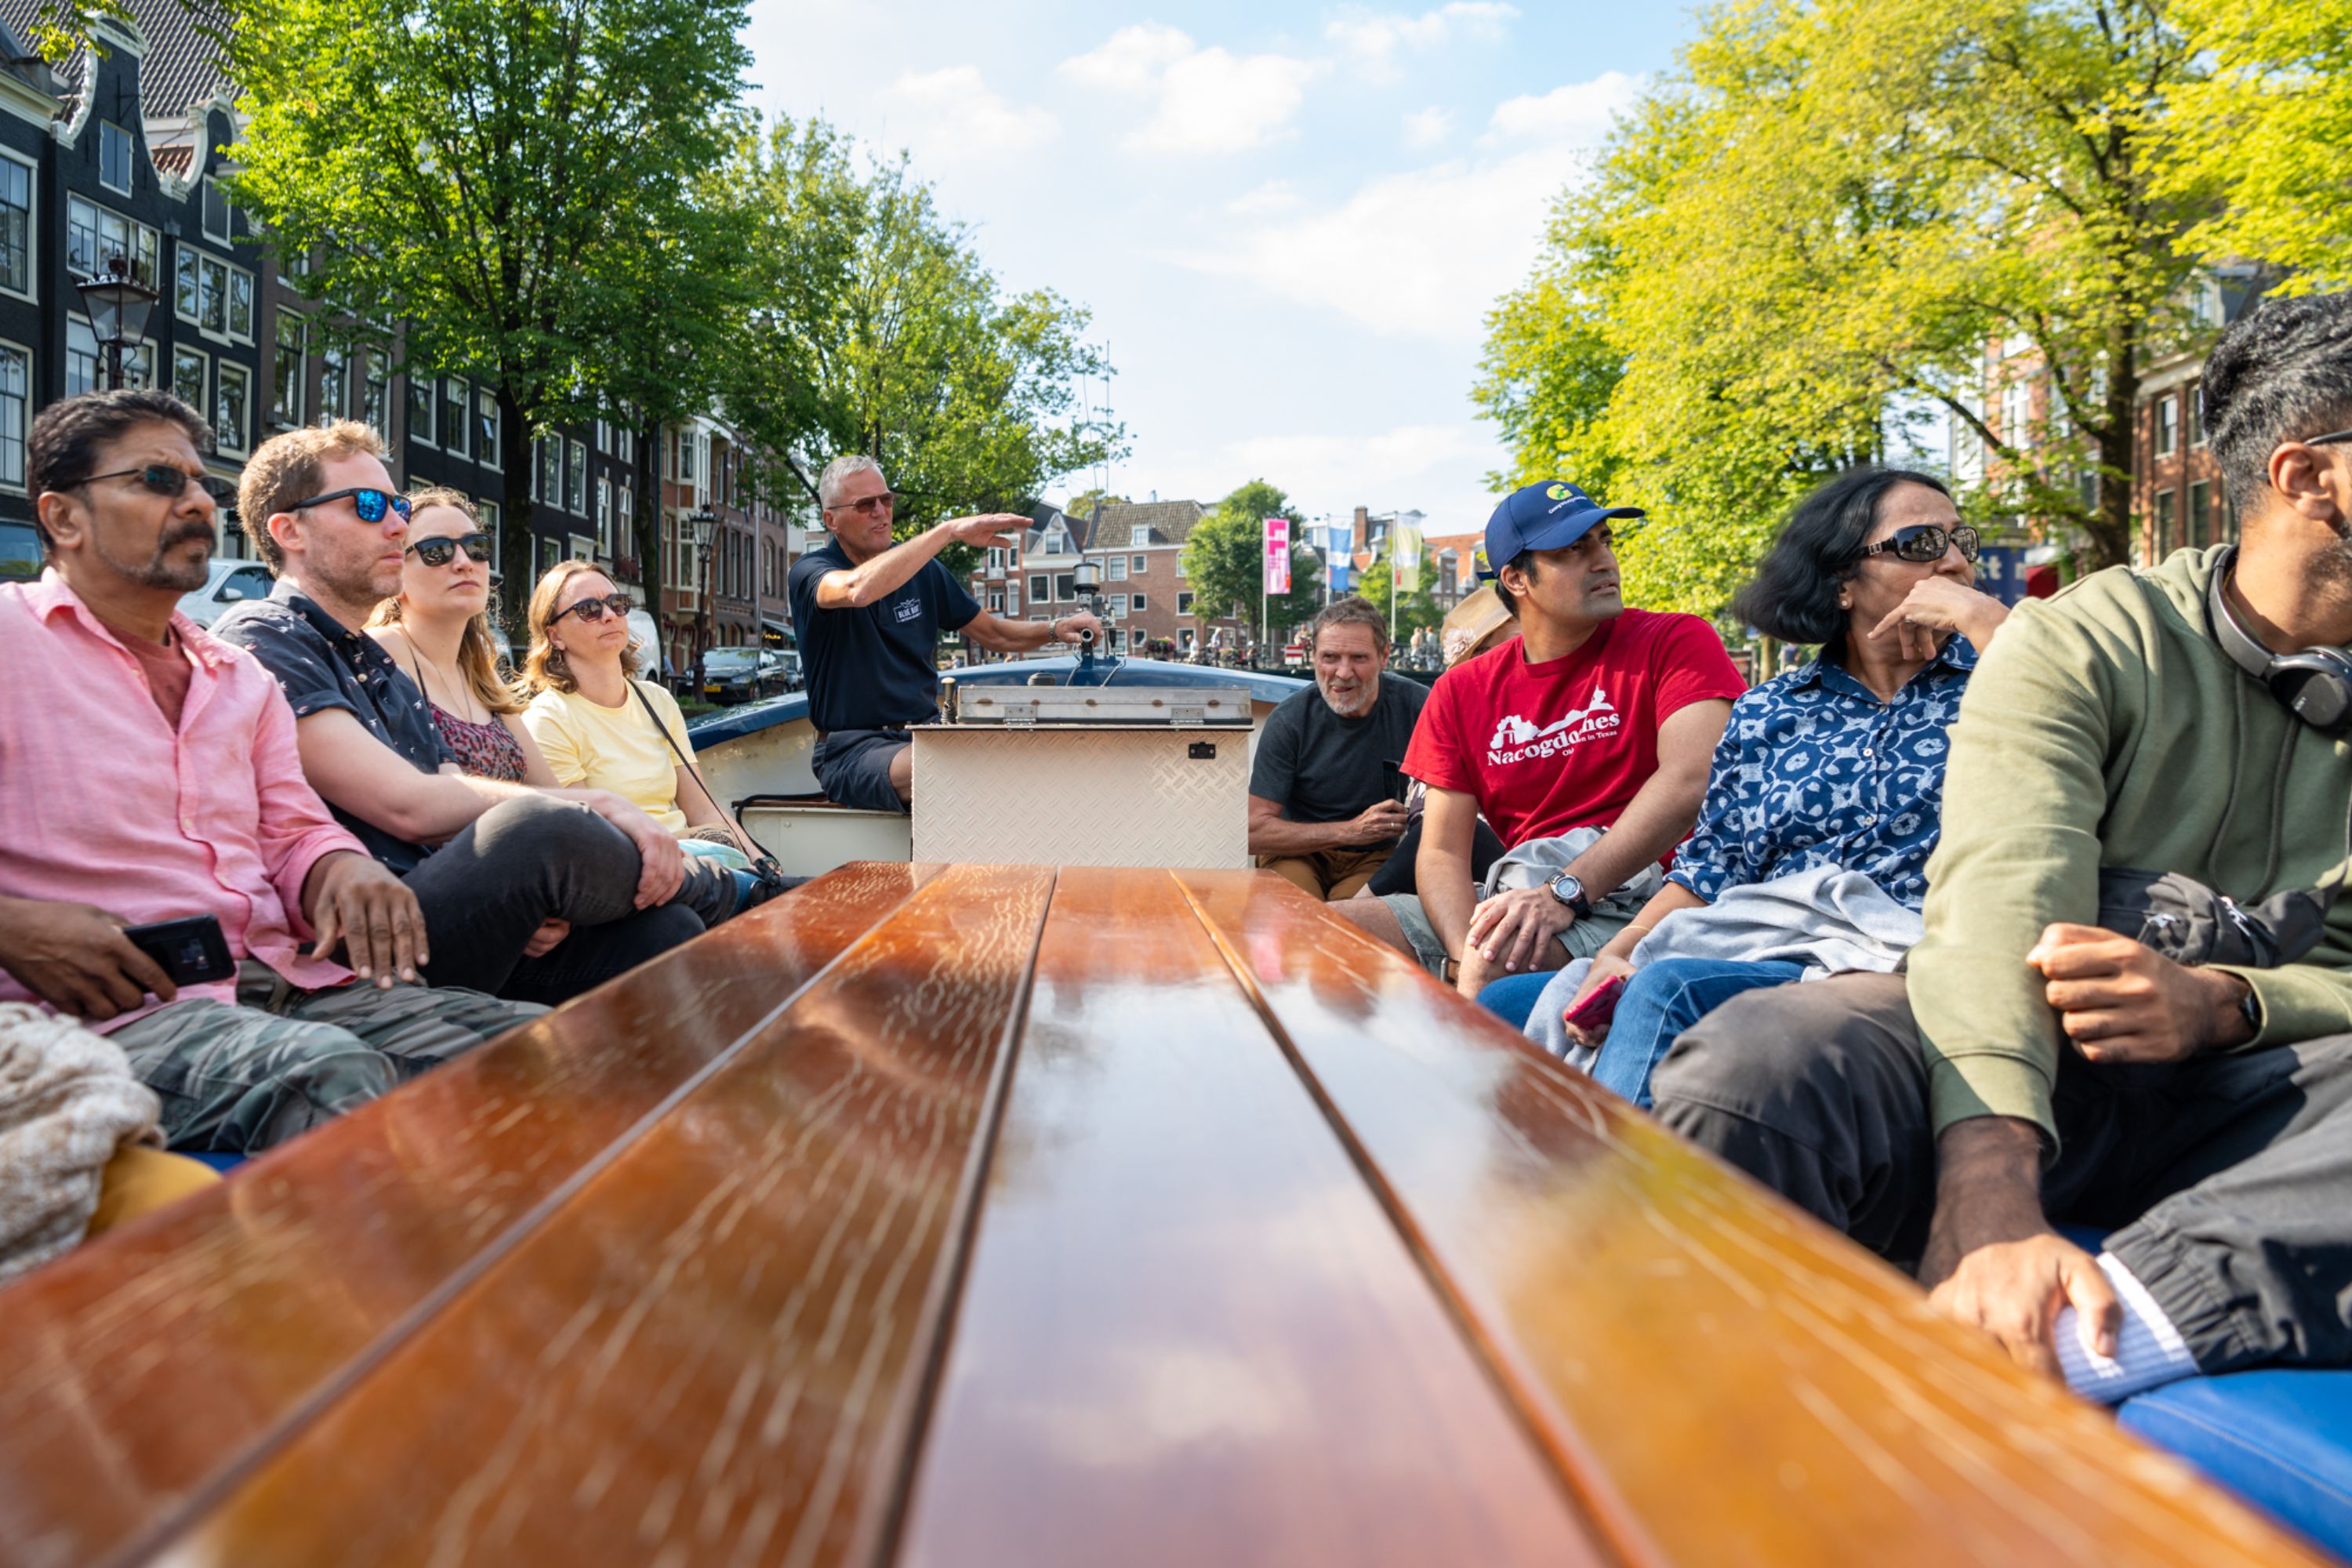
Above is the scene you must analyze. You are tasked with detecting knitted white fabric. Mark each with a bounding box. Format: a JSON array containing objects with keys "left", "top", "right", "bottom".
[{"left": 0, "top": 1002, "right": 162, "bottom": 1283}]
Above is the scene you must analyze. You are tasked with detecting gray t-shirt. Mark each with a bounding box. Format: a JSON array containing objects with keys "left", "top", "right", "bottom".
[{"left": 1249, "top": 673, "right": 1428, "bottom": 825}]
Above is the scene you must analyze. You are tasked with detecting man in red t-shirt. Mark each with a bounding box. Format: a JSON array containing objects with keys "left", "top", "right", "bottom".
[{"left": 1339, "top": 480, "right": 1744, "bottom": 996}]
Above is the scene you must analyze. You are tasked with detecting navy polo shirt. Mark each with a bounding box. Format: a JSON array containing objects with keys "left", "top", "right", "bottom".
[
  {"left": 787, "top": 536, "right": 981, "bottom": 734},
  {"left": 212, "top": 579, "right": 456, "bottom": 874}
]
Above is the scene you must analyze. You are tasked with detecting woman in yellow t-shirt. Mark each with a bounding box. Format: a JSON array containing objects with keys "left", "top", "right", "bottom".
[{"left": 518, "top": 561, "right": 764, "bottom": 886}]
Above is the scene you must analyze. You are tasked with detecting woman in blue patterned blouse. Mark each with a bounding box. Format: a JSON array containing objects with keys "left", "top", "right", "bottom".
[{"left": 1536, "top": 468, "right": 2012, "bottom": 1106}]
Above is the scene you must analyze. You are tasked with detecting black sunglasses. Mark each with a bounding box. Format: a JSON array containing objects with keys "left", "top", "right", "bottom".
[
  {"left": 553, "top": 591, "right": 633, "bottom": 626},
  {"left": 1857, "top": 523, "right": 1980, "bottom": 564},
  {"left": 289, "top": 486, "right": 412, "bottom": 524},
  {"left": 404, "top": 532, "right": 492, "bottom": 568},
  {"left": 80, "top": 464, "right": 238, "bottom": 506}
]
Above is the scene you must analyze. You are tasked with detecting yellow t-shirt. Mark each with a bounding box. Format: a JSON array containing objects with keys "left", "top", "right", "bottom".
[{"left": 522, "top": 681, "right": 693, "bottom": 834}]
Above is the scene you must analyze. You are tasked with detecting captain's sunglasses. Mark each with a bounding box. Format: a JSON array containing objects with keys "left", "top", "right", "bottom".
[
  {"left": 78, "top": 464, "right": 238, "bottom": 506},
  {"left": 552, "top": 592, "right": 633, "bottom": 626},
  {"left": 404, "top": 532, "right": 492, "bottom": 568},
  {"left": 1857, "top": 523, "right": 1980, "bottom": 564},
  {"left": 289, "top": 487, "right": 412, "bottom": 524}
]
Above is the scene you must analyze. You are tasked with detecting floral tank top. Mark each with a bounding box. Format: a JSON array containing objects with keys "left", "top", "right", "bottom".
[{"left": 432, "top": 706, "right": 529, "bottom": 783}]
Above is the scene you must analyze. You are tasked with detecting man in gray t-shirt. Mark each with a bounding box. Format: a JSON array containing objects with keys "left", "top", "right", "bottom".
[{"left": 1248, "top": 596, "right": 1428, "bottom": 900}]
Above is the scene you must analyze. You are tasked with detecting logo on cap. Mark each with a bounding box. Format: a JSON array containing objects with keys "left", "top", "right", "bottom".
[{"left": 1545, "top": 483, "right": 1570, "bottom": 501}]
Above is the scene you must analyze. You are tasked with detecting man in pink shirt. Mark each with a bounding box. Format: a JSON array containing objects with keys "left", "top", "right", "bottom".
[{"left": 0, "top": 389, "right": 541, "bottom": 1152}]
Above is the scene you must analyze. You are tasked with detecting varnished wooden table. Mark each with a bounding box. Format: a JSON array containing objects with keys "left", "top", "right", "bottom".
[{"left": 0, "top": 864, "right": 2325, "bottom": 1567}]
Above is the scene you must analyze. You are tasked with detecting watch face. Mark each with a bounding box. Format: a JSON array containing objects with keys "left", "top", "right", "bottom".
[{"left": 1549, "top": 871, "right": 1583, "bottom": 902}]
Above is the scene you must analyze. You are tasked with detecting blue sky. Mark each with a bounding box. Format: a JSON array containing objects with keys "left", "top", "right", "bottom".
[{"left": 739, "top": 2, "right": 1697, "bottom": 539}]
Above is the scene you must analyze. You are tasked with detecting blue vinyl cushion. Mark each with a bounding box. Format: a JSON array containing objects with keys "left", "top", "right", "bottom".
[{"left": 2120, "top": 1370, "right": 2352, "bottom": 1559}]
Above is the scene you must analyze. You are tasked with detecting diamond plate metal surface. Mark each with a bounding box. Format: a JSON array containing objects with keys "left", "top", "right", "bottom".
[{"left": 912, "top": 728, "right": 1250, "bottom": 868}]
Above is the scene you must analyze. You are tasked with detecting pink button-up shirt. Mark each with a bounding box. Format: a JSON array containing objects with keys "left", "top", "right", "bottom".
[{"left": 0, "top": 572, "right": 365, "bottom": 1030}]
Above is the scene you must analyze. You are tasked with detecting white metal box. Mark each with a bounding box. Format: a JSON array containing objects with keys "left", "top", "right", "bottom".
[
  {"left": 910, "top": 722, "right": 1251, "bottom": 869},
  {"left": 952, "top": 684, "right": 1251, "bottom": 728}
]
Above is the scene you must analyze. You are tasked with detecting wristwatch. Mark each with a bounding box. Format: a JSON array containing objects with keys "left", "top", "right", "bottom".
[{"left": 1545, "top": 869, "right": 1592, "bottom": 919}]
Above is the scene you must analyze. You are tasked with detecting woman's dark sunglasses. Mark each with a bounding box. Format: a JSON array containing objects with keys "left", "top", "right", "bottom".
[
  {"left": 1857, "top": 523, "right": 1980, "bottom": 564},
  {"left": 289, "top": 486, "right": 413, "bottom": 524},
  {"left": 81, "top": 464, "right": 239, "bottom": 506},
  {"left": 404, "top": 532, "right": 492, "bottom": 568},
  {"left": 553, "top": 592, "right": 633, "bottom": 626}
]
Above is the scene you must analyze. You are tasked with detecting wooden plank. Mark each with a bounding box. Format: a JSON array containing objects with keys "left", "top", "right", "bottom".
[
  {"left": 891, "top": 867, "right": 1607, "bottom": 1568},
  {"left": 145, "top": 862, "right": 1056, "bottom": 1568},
  {"left": 1176, "top": 870, "right": 2329, "bottom": 1568},
  {"left": 0, "top": 861, "right": 923, "bottom": 1568}
]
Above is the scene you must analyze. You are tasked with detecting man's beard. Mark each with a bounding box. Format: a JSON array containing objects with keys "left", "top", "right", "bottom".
[
  {"left": 96, "top": 518, "right": 212, "bottom": 592},
  {"left": 1319, "top": 680, "right": 1374, "bottom": 717}
]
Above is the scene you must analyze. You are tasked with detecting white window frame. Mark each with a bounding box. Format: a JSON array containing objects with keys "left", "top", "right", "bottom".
[
  {"left": 1108, "top": 555, "right": 1126, "bottom": 581},
  {"left": 596, "top": 475, "right": 612, "bottom": 550},
  {"left": 201, "top": 178, "right": 232, "bottom": 243},
  {"left": 98, "top": 121, "right": 133, "bottom": 195},
  {"left": 171, "top": 343, "right": 207, "bottom": 414},
  {"left": 408, "top": 373, "right": 436, "bottom": 448},
  {"left": 271, "top": 311, "right": 307, "bottom": 426},
  {"left": 0, "top": 338, "right": 28, "bottom": 491},
  {"left": 1132, "top": 593, "right": 1147, "bottom": 612},
  {"left": 568, "top": 439, "right": 587, "bottom": 514},
  {"left": 477, "top": 390, "right": 499, "bottom": 469},
  {"left": 1131, "top": 554, "right": 1148, "bottom": 574},
  {"left": 215, "top": 361, "right": 251, "bottom": 456},
  {"left": 440, "top": 377, "right": 468, "bottom": 459},
  {"left": 0, "top": 150, "right": 34, "bottom": 304}
]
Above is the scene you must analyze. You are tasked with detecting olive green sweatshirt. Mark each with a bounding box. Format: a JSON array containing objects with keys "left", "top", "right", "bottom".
[{"left": 1910, "top": 543, "right": 2352, "bottom": 1144}]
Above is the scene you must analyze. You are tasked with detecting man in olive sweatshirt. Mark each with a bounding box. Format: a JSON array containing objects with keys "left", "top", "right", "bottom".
[{"left": 1647, "top": 293, "right": 2352, "bottom": 1399}]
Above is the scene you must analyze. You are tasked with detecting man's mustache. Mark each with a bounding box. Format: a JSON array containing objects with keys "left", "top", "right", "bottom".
[{"left": 160, "top": 521, "right": 216, "bottom": 550}]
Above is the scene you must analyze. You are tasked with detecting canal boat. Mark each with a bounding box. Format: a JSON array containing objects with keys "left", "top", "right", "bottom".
[{"left": 0, "top": 653, "right": 2344, "bottom": 1566}]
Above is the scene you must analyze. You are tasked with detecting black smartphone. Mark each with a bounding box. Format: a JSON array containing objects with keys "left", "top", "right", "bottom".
[{"left": 122, "top": 914, "right": 235, "bottom": 985}]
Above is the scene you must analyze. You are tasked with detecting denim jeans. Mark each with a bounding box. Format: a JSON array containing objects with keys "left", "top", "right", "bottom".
[{"left": 1588, "top": 958, "right": 1804, "bottom": 1109}]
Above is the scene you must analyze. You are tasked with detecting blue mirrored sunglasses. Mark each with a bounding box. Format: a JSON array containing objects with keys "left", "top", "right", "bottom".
[{"left": 289, "top": 486, "right": 412, "bottom": 524}]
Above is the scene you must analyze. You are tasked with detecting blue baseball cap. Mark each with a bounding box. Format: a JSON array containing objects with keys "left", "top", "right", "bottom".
[{"left": 1481, "top": 481, "right": 1642, "bottom": 578}]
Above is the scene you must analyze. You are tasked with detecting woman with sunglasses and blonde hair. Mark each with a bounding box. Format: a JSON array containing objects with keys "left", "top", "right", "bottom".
[
  {"left": 518, "top": 561, "right": 782, "bottom": 916},
  {"left": 365, "top": 488, "right": 557, "bottom": 786}
]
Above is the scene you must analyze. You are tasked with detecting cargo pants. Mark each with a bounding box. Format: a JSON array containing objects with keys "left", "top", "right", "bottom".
[{"left": 106, "top": 961, "right": 544, "bottom": 1154}]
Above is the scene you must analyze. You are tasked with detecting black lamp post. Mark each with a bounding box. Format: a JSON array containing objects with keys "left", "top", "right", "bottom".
[
  {"left": 688, "top": 506, "right": 717, "bottom": 699},
  {"left": 75, "top": 254, "right": 158, "bottom": 391}
]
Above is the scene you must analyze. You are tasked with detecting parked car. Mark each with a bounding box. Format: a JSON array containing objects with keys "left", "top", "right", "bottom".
[
  {"left": 176, "top": 560, "right": 278, "bottom": 626},
  {"left": 0, "top": 520, "right": 39, "bottom": 583},
  {"left": 701, "top": 644, "right": 785, "bottom": 704},
  {"left": 776, "top": 650, "right": 804, "bottom": 690}
]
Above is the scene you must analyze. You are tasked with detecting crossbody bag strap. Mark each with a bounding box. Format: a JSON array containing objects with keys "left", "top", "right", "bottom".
[{"left": 630, "top": 681, "right": 781, "bottom": 868}]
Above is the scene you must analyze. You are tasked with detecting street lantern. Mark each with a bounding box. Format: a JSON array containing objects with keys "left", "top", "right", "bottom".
[
  {"left": 1072, "top": 557, "right": 1102, "bottom": 596},
  {"left": 74, "top": 254, "right": 158, "bottom": 391}
]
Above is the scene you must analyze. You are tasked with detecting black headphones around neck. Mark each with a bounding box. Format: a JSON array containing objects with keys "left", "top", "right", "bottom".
[{"left": 2208, "top": 544, "right": 2352, "bottom": 733}]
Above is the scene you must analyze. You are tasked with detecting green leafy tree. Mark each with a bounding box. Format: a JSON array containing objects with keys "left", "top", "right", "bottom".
[
  {"left": 1354, "top": 547, "right": 1444, "bottom": 642},
  {"left": 1181, "top": 480, "right": 1321, "bottom": 645},
  {"left": 2161, "top": 0, "right": 2348, "bottom": 291},
  {"left": 1482, "top": 0, "right": 2224, "bottom": 604},
  {"left": 721, "top": 121, "right": 1126, "bottom": 576},
  {"left": 223, "top": 0, "right": 753, "bottom": 610}
]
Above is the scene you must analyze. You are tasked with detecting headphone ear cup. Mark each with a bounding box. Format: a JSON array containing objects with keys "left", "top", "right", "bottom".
[{"left": 2270, "top": 655, "right": 2352, "bottom": 733}]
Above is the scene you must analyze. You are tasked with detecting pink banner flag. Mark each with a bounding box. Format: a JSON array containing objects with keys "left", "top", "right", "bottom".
[{"left": 1263, "top": 517, "right": 1290, "bottom": 596}]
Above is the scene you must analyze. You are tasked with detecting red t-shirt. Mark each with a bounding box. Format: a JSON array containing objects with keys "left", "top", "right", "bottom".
[{"left": 1403, "top": 609, "right": 1746, "bottom": 848}]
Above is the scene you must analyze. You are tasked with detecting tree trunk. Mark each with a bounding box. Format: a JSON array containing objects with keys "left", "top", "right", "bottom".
[
  {"left": 496, "top": 383, "right": 536, "bottom": 639},
  {"left": 632, "top": 416, "right": 662, "bottom": 678},
  {"left": 2089, "top": 319, "right": 2139, "bottom": 572}
]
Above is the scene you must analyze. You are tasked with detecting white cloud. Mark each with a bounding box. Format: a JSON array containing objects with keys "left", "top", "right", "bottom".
[
  {"left": 1060, "top": 26, "right": 1325, "bottom": 154},
  {"left": 1402, "top": 106, "right": 1453, "bottom": 147},
  {"left": 1153, "top": 423, "right": 1499, "bottom": 526},
  {"left": 1172, "top": 71, "right": 1642, "bottom": 345},
  {"left": 1484, "top": 72, "right": 1641, "bottom": 145},
  {"left": 1058, "top": 23, "right": 1194, "bottom": 94},
  {"left": 1225, "top": 180, "right": 1302, "bottom": 216},
  {"left": 1327, "top": 3, "right": 1519, "bottom": 83},
  {"left": 882, "top": 66, "right": 1057, "bottom": 162}
]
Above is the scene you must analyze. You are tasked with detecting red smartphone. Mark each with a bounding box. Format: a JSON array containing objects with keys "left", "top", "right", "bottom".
[{"left": 1563, "top": 974, "right": 1628, "bottom": 1031}]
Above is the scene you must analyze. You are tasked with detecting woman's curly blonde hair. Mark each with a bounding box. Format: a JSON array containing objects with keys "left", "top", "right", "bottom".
[{"left": 521, "top": 557, "right": 641, "bottom": 695}]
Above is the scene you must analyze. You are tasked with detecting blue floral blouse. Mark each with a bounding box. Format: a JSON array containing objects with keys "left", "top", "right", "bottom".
[{"left": 1668, "top": 637, "right": 1978, "bottom": 910}]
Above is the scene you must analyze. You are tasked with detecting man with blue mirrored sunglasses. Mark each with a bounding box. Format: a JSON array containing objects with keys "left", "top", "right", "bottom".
[{"left": 214, "top": 421, "right": 709, "bottom": 1007}]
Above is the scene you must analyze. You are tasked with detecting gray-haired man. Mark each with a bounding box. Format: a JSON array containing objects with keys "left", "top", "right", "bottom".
[{"left": 786, "top": 457, "right": 1102, "bottom": 812}]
